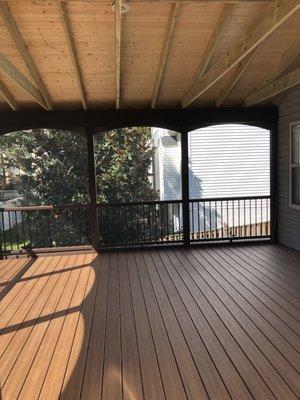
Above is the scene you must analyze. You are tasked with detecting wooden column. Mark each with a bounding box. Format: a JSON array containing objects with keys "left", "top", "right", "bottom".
[
  {"left": 86, "top": 126, "right": 99, "bottom": 251},
  {"left": 270, "top": 116, "right": 278, "bottom": 243},
  {"left": 181, "top": 130, "right": 190, "bottom": 247}
]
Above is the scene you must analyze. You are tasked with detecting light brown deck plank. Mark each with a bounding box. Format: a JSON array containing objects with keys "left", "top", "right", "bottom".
[
  {"left": 0, "top": 258, "right": 36, "bottom": 300},
  {"left": 226, "top": 247, "right": 300, "bottom": 313},
  {"left": 127, "top": 251, "right": 166, "bottom": 400},
  {"left": 1, "top": 254, "right": 81, "bottom": 399},
  {"left": 145, "top": 250, "right": 239, "bottom": 400},
  {"left": 0, "top": 256, "right": 65, "bottom": 365},
  {"left": 230, "top": 247, "right": 300, "bottom": 303},
  {"left": 0, "top": 256, "right": 56, "bottom": 337},
  {"left": 0, "top": 244, "right": 299, "bottom": 400},
  {"left": 134, "top": 251, "right": 190, "bottom": 400},
  {"left": 206, "top": 247, "right": 300, "bottom": 352},
  {"left": 37, "top": 254, "right": 96, "bottom": 400},
  {"left": 80, "top": 253, "right": 110, "bottom": 400},
  {"left": 256, "top": 245, "right": 300, "bottom": 271},
  {"left": 118, "top": 252, "right": 144, "bottom": 400},
  {"left": 164, "top": 249, "right": 278, "bottom": 400},
  {"left": 59, "top": 254, "right": 99, "bottom": 400},
  {"left": 220, "top": 247, "right": 300, "bottom": 331},
  {"left": 248, "top": 245, "right": 300, "bottom": 281},
  {"left": 185, "top": 248, "right": 300, "bottom": 396},
  {"left": 101, "top": 253, "right": 123, "bottom": 400}
]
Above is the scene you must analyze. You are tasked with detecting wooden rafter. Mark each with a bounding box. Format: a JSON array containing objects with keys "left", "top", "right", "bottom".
[
  {"left": 0, "top": 53, "right": 48, "bottom": 109},
  {"left": 0, "top": 2, "right": 53, "bottom": 109},
  {"left": 252, "top": 36, "right": 300, "bottom": 93},
  {"left": 0, "top": 0, "right": 276, "bottom": 3},
  {"left": 245, "top": 66, "right": 300, "bottom": 105},
  {"left": 151, "top": 3, "right": 179, "bottom": 108},
  {"left": 215, "top": 47, "right": 259, "bottom": 106},
  {"left": 0, "top": 77, "right": 18, "bottom": 110},
  {"left": 193, "top": 4, "right": 233, "bottom": 82},
  {"left": 58, "top": 1, "right": 88, "bottom": 110},
  {"left": 0, "top": 0, "right": 275, "bottom": 3},
  {"left": 115, "top": 0, "right": 122, "bottom": 110},
  {"left": 182, "top": 0, "right": 300, "bottom": 108}
]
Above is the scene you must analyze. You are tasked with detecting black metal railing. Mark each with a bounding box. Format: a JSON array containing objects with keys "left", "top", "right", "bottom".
[
  {"left": 0, "top": 195, "right": 271, "bottom": 256},
  {"left": 0, "top": 204, "right": 90, "bottom": 256},
  {"left": 97, "top": 200, "right": 183, "bottom": 247},
  {"left": 189, "top": 196, "right": 271, "bottom": 242}
]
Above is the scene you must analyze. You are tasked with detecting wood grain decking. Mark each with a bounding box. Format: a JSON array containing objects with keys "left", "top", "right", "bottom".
[{"left": 0, "top": 244, "right": 299, "bottom": 400}]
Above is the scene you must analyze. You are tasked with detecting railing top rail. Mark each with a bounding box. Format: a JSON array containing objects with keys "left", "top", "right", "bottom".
[
  {"left": 0, "top": 195, "right": 271, "bottom": 212},
  {"left": 1, "top": 203, "right": 90, "bottom": 212},
  {"left": 96, "top": 199, "right": 183, "bottom": 207},
  {"left": 189, "top": 195, "right": 270, "bottom": 202}
]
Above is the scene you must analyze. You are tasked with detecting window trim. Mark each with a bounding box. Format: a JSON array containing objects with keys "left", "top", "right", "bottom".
[{"left": 289, "top": 121, "right": 300, "bottom": 210}]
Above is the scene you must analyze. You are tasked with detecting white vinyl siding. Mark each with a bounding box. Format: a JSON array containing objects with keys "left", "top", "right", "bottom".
[
  {"left": 278, "top": 88, "right": 300, "bottom": 251},
  {"left": 189, "top": 124, "right": 270, "bottom": 199}
]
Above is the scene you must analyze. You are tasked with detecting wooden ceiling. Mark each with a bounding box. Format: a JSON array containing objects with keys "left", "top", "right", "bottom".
[{"left": 0, "top": 0, "right": 299, "bottom": 111}]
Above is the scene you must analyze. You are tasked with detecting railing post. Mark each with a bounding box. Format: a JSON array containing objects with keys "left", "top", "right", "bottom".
[
  {"left": 86, "top": 126, "right": 99, "bottom": 251},
  {"left": 181, "top": 130, "right": 190, "bottom": 247},
  {"left": 270, "top": 117, "right": 278, "bottom": 243},
  {"left": 0, "top": 209, "right": 3, "bottom": 260}
]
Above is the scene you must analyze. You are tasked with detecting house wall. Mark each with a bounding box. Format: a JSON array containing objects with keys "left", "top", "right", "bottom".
[
  {"left": 278, "top": 88, "right": 300, "bottom": 251},
  {"left": 189, "top": 124, "right": 270, "bottom": 199}
]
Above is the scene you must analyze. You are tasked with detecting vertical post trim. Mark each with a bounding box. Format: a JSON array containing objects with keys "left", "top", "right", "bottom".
[
  {"left": 181, "top": 130, "right": 190, "bottom": 246},
  {"left": 86, "top": 126, "right": 99, "bottom": 251}
]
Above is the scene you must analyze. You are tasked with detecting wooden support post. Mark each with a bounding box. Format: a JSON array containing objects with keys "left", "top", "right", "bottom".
[
  {"left": 86, "top": 126, "right": 99, "bottom": 251},
  {"left": 270, "top": 117, "right": 278, "bottom": 243},
  {"left": 181, "top": 130, "right": 190, "bottom": 247}
]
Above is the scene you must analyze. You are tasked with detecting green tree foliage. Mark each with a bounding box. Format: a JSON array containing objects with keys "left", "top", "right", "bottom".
[
  {"left": 94, "top": 127, "right": 157, "bottom": 202},
  {"left": 0, "top": 126, "right": 157, "bottom": 205},
  {"left": 0, "top": 127, "right": 158, "bottom": 249},
  {"left": 0, "top": 128, "right": 89, "bottom": 205}
]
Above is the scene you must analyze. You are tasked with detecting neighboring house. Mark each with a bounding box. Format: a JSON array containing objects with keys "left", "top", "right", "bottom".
[
  {"left": 0, "top": 191, "right": 22, "bottom": 231},
  {"left": 151, "top": 124, "right": 271, "bottom": 235}
]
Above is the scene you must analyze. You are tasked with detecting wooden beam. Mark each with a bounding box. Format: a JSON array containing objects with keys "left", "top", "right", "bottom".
[
  {"left": 128, "top": 0, "right": 273, "bottom": 2},
  {"left": 58, "top": 1, "right": 88, "bottom": 110},
  {"left": 253, "top": 36, "right": 300, "bottom": 92},
  {"left": 182, "top": 0, "right": 300, "bottom": 107},
  {"left": 151, "top": 3, "right": 179, "bottom": 108},
  {"left": 0, "top": 0, "right": 277, "bottom": 3},
  {"left": 193, "top": 4, "right": 233, "bottom": 82},
  {"left": 0, "top": 53, "right": 48, "bottom": 109},
  {"left": 115, "top": 0, "right": 122, "bottom": 110},
  {"left": 0, "top": 2, "right": 53, "bottom": 110},
  {"left": 215, "top": 47, "right": 259, "bottom": 106},
  {"left": 245, "top": 66, "right": 300, "bottom": 105},
  {"left": 0, "top": 78, "right": 18, "bottom": 110}
]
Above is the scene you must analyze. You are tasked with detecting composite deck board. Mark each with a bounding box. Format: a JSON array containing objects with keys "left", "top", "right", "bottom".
[
  {"left": 0, "top": 244, "right": 299, "bottom": 400},
  {"left": 230, "top": 247, "right": 300, "bottom": 302},
  {"left": 0, "top": 258, "right": 35, "bottom": 300}
]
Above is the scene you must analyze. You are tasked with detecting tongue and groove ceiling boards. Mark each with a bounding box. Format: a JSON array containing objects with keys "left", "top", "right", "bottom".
[{"left": 0, "top": 0, "right": 299, "bottom": 111}]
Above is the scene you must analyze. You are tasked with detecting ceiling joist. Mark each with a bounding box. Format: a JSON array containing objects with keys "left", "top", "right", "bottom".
[
  {"left": 58, "top": 1, "right": 88, "bottom": 110},
  {"left": 252, "top": 36, "right": 300, "bottom": 94},
  {"left": 0, "top": 53, "right": 48, "bottom": 109},
  {"left": 0, "top": 0, "right": 276, "bottom": 3},
  {"left": 245, "top": 66, "right": 300, "bottom": 105},
  {"left": 115, "top": 0, "right": 122, "bottom": 110},
  {"left": 151, "top": 2, "right": 179, "bottom": 108},
  {"left": 0, "top": 78, "right": 18, "bottom": 110},
  {"left": 193, "top": 3, "right": 233, "bottom": 82},
  {"left": 181, "top": 0, "right": 300, "bottom": 107},
  {"left": 0, "top": 1, "right": 53, "bottom": 110},
  {"left": 215, "top": 47, "right": 259, "bottom": 106}
]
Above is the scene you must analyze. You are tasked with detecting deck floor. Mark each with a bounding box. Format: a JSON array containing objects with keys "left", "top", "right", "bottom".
[{"left": 0, "top": 244, "right": 299, "bottom": 400}]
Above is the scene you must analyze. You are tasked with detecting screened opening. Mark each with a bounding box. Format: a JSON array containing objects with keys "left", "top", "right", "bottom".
[
  {"left": 188, "top": 124, "right": 271, "bottom": 241},
  {"left": 0, "top": 128, "right": 90, "bottom": 252},
  {"left": 94, "top": 126, "right": 182, "bottom": 246}
]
